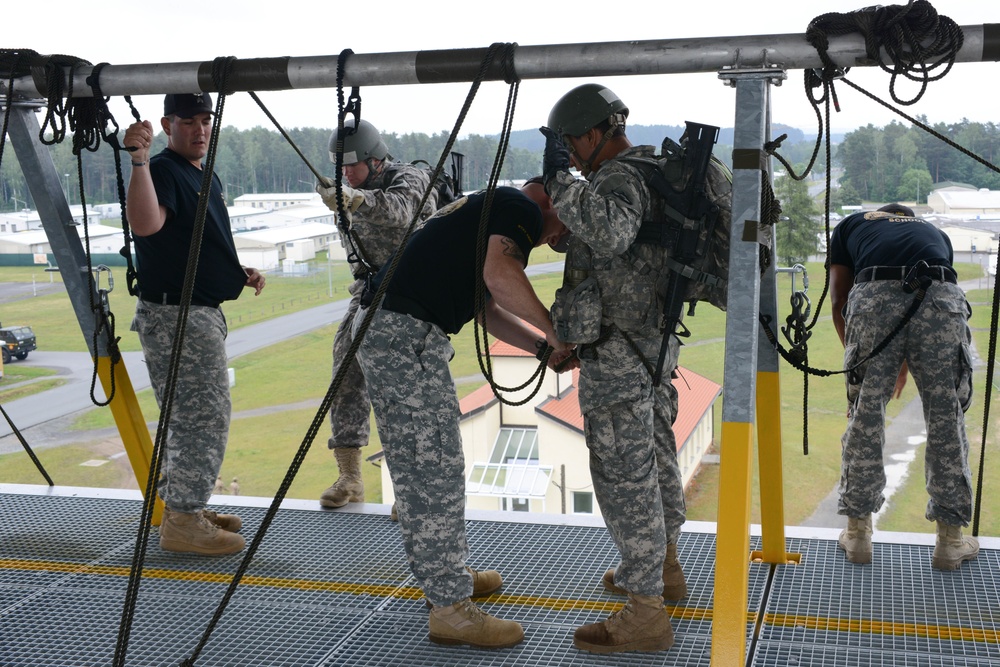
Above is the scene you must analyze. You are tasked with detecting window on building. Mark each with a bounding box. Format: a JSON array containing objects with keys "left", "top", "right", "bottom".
[
  {"left": 490, "top": 427, "right": 538, "bottom": 464},
  {"left": 467, "top": 427, "right": 551, "bottom": 510},
  {"left": 501, "top": 497, "right": 530, "bottom": 512},
  {"left": 573, "top": 492, "right": 594, "bottom": 514}
]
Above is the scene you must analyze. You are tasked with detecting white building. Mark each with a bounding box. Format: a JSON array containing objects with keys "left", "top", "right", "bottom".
[
  {"left": 377, "top": 339, "right": 721, "bottom": 518},
  {"left": 233, "top": 192, "right": 321, "bottom": 211},
  {"left": 0, "top": 205, "right": 101, "bottom": 234},
  {"left": 233, "top": 222, "right": 340, "bottom": 271},
  {"left": 0, "top": 223, "right": 125, "bottom": 258}
]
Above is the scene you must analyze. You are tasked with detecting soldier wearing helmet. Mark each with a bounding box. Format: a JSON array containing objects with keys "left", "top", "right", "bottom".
[
  {"left": 540, "top": 83, "right": 686, "bottom": 654},
  {"left": 315, "top": 117, "right": 438, "bottom": 511}
]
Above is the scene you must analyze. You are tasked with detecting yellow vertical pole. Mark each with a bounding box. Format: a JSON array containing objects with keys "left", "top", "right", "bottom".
[
  {"left": 712, "top": 421, "right": 754, "bottom": 665},
  {"left": 754, "top": 370, "right": 799, "bottom": 564},
  {"left": 96, "top": 356, "right": 163, "bottom": 525}
]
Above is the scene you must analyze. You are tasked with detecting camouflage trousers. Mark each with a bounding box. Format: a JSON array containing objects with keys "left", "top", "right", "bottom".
[
  {"left": 578, "top": 328, "right": 686, "bottom": 597},
  {"left": 131, "top": 301, "right": 231, "bottom": 513},
  {"left": 840, "top": 280, "right": 974, "bottom": 525},
  {"left": 328, "top": 284, "right": 371, "bottom": 451},
  {"left": 355, "top": 308, "right": 473, "bottom": 606}
]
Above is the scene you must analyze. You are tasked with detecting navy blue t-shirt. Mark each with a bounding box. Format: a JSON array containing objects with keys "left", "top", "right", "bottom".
[
  {"left": 133, "top": 148, "right": 246, "bottom": 304},
  {"left": 373, "top": 187, "right": 542, "bottom": 334},
  {"left": 829, "top": 210, "right": 953, "bottom": 273}
]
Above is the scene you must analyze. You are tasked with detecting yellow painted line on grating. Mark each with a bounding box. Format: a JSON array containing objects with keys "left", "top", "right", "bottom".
[
  {"left": 13, "top": 556, "right": 993, "bottom": 645},
  {"left": 764, "top": 613, "right": 1000, "bottom": 644},
  {"left": 2, "top": 557, "right": 714, "bottom": 617}
]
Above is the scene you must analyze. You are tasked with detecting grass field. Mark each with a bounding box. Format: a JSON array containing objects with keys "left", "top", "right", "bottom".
[{"left": 1, "top": 259, "right": 998, "bottom": 537}]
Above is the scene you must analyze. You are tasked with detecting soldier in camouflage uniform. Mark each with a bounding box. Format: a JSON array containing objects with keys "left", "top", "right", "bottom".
[
  {"left": 355, "top": 182, "right": 573, "bottom": 649},
  {"left": 123, "top": 94, "right": 266, "bottom": 556},
  {"left": 315, "top": 119, "right": 437, "bottom": 510},
  {"left": 541, "top": 83, "right": 686, "bottom": 654},
  {"left": 830, "top": 203, "right": 978, "bottom": 570}
]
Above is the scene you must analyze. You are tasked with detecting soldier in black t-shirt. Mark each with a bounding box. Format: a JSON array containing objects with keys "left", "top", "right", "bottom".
[
  {"left": 829, "top": 203, "right": 977, "bottom": 570},
  {"left": 355, "top": 181, "right": 574, "bottom": 649},
  {"left": 123, "top": 94, "right": 266, "bottom": 557}
]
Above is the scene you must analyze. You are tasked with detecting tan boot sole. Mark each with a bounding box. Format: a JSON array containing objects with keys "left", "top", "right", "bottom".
[
  {"left": 319, "top": 489, "right": 364, "bottom": 508},
  {"left": 429, "top": 632, "right": 524, "bottom": 649},
  {"left": 932, "top": 547, "right": 979, "bottom": 571},
  {"left": 603, "top": 569, "right": 687, "bottom": 600},
  {"left": 159, "top": 535, "right": 245, "bottom": 556},
  {"left": 573, "top": 634, "right": 674, "bottom": 654}
]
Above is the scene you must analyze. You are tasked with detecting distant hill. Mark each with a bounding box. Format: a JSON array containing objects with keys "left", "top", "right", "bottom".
[{"left": 502, "top": 123, "right": 826, "bottom": 152}]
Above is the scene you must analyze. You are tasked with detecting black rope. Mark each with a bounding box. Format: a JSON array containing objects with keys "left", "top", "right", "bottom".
[
  {"left": 768, "top": 1, "right": 971, "bottom": 458},
  {"left": 0, "top": 401, "right": 53, "bottom": 485},
  {"left": 330, "top": 49, "right": 376, "bottom": 277},
  {"left": 80, "top": 62, "right": 128, "bottom": 406},
  {"left": 0, "top": 49, "right": 40, "bottom": 179},
  {"left": 175, "top": 46, "right": 498, "bottom": 667},
  {"left": 247, "top": 91, "right": 326, "bottom": 183},
  {"left": 467, "top": 44, "right": 552, "bottom": 406}
]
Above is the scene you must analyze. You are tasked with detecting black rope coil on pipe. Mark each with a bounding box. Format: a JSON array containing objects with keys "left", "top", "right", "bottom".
[{"left": 806, "top": 0, "right": 963, "bottom": 106}]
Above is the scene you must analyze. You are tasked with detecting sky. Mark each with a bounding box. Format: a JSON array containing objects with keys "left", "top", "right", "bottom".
[{"left": 8, "top": 0, "right": 998, "bottom": 140}]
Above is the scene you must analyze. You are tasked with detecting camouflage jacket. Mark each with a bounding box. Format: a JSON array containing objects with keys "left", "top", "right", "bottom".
[
  {"left": 346, "top": 162, "right": 437, "bottom": 270},
  {"left": 548, "top": 145, "right": 670, "bottom": 337}
]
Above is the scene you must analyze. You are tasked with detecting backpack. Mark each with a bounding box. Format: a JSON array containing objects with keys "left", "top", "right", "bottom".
[
  {"left": 622, "top": 122, "right": 733, "bottom": 315},
  {"left": 408, "top": 152, "right": 464, "bottom": 209}
]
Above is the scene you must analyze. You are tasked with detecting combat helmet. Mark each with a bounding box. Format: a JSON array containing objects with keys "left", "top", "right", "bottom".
[
  {"left": 546, "top": 83, "right": 628, "bottom": 138},
  {"left": 328, "top": 118, "right": 390, "bottom": 166}
]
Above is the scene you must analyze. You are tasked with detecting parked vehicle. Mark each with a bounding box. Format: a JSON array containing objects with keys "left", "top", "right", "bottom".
[{"left": 0, "top": 323, "right": 37, "bottom": 363}]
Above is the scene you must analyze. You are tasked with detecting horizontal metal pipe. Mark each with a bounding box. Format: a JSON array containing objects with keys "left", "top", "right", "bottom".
[{"left": 2, "top": 25, "right": 997, "bottom": 99}]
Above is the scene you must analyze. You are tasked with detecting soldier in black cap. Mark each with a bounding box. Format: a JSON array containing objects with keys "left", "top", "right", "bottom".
[{"left": 122, "top": 94, "right": 266, "bottom": 556}]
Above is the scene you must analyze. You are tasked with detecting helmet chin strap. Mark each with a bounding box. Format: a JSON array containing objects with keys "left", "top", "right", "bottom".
[
  {"left": 571, "top": 116, "right": 625, "bottom": 177},
  {"left": 357, "top": 158, "right": 383, "bottom": 189}
]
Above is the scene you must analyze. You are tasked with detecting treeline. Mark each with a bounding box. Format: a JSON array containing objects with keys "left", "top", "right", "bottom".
[
  {"left": 836, "top": 117, "right": 1000, "bottom": 206},
  {"left": 12, "top": 116, "right": 984, "bottom": 213},
  {"left": 0, "top": 125, "right": 544, "bottom": 210},
  {"left": 3, "top": 122, "right": 816, "bottom": 211}
]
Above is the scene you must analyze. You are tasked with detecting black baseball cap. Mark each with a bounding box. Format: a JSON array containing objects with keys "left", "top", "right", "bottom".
[{"left": 163, "top": 93, "right": 214, "bottom": 118}]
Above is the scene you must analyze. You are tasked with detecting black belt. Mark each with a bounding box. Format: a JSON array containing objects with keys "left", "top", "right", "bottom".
[
  {"left": 139, "top": 292, "right": 220, "bottom": 309},
  {"left": 855, "top": 265, "right": 957, "bottom": 285},
  {"left": 381, "top": 292, "right": 434, "bottom": 323}
]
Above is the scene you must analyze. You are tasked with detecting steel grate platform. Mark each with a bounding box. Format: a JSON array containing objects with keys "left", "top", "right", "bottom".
[{"left": 1, "top": 486, "right": 998, "bottom": 666}]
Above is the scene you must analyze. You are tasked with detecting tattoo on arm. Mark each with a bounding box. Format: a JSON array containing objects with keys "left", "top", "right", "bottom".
[{"left": 500, "top": 237, "right": 526, "bottom": 264}]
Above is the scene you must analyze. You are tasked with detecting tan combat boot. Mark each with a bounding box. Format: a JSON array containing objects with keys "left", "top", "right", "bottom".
[
  {"left": 932, "top": 521, "right": 979, "bottom": 571},
  {"left": 838, "top": 515, "right": 873, "bottom": 564},
  {"left": 602, "top": 543, "right": 688, "bottom": 600},
  {"left": 159, "top": 508, "right": 245, "bottom": 556},
  {"left": 424, "top": 566, "right": 504, "bottom": 608},
  {"left": 320, "top": 448, "right": 364, "bottom": 508},
  {"left": 201, "top": 509, "right": 242, "bottom": 532},
  {"left": 574, "top": 593, "right": 674, "bottom": 653},
  {"left": 469, "top": 566, "right": 503, "bottom": 597},
  {"left": 428, "top": 598, "right": 524, "bottom": 648}
]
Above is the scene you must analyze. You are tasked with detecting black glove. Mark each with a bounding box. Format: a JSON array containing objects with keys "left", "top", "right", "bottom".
[{"left": 540, "top": 126, "right": 570, "bottom": 185}]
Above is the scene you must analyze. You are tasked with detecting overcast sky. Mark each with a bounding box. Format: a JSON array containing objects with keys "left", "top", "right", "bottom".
[{"left": 10, "top": 0, "right": 998, "bottom": 139}]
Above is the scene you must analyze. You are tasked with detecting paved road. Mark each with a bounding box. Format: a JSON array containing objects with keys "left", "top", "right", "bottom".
[{"left": 0, "top": 261, "right": 565, "bottom": 450}]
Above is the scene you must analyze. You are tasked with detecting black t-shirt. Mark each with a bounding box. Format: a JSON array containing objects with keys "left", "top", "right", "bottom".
[
  {"left": 828, "top": 210, "right": 953, "bottom": 273},
  {"left": 373, "top": 187, "right": 542, "bottom": 334},
  {"left": 133, "top": 148, "right": 246, "bottom": 303}
]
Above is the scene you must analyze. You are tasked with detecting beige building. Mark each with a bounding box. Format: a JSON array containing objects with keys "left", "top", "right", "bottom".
[
  {"left": 927, "top": 188, "right": 1000, "bottom": 218},
  {"left": 378, "top": 339, "right": 721, "bottom": 518}
]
